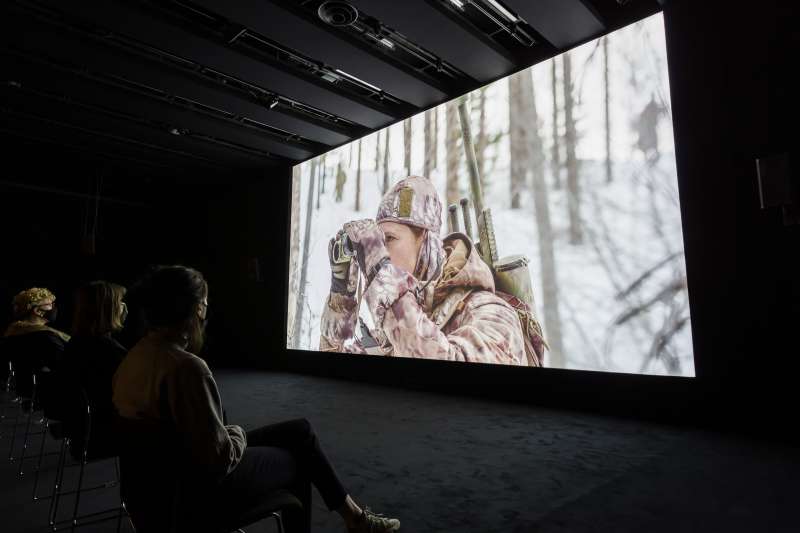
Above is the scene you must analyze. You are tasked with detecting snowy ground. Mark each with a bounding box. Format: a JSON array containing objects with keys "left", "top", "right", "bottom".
[{"left": 286, "top": 13, "right": 694, "bottom": 377}]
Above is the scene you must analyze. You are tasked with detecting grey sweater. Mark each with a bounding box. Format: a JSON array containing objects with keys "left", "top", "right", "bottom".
[{"left": 112, "top": 332, "right": 246, "bottom": 482}]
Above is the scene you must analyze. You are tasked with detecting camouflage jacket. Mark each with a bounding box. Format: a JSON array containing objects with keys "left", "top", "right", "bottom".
[{"left": 320, "top": 234, "right": 526, "bottom": 366}]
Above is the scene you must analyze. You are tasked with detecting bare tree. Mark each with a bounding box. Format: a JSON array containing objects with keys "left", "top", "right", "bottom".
[
  {"left": 508, "top": 73, "right": 526, "bottom": 209},
  {"left": 287, "top": 165, "right": 302, "bottom": 345},
  {"left": 432, "top": 106, "right": 438, "bottom": 169},
  {"left": 475, "top": 87, "right": 488, "bottom": 189},
  {"left": 291, "top": 158, "right": 316, "bottom": 349},
  {"left": 551, "top": 59, "right": 562, "bottom": 190},
  {"left": 517, "top": 70, "right": 565, "bottom": 366},
  {"left": 382, "top": 126, "right": 390, "bottom": 193},
  {"left": 424, "top": 109, "right": 434, "bottom": 177},
  {"left": 562, "top": 51, "right": 583, "bottom": 244},
  {"left": 315, "top": 155, "right": 323, "bottom": 210},
  {"left": 320, "top": 153, "right": 327, "bottom": 193},
  {"left": 603, "top": 36, "right": 613, "bottom": 183},
  {"left": 374, "top": 131, "right": 381, "bottom": 172},
  {"left": 445, "top": 100, "right": 460, "bottom": 205},
  {"left": 355, "top": 138, "right": 362, "bottom": 211},
  {"left": 403, "top": 118, "right": 412, "bottom": 175}
]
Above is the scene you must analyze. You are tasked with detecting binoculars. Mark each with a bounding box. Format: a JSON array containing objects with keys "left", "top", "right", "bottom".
[{"left": 331, "top": 233, "right": 355, "bottom": 264}]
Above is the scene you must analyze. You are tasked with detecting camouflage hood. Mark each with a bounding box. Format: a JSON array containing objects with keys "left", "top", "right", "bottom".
[
  {"left": 377, "top": 175, "right": 445, "bottom": 283},
  {"left": 433, "top": 233, "right": 494, "bottom": 304}
]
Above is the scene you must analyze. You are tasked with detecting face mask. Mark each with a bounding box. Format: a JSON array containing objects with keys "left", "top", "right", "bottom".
[{"left": 43, "top": 307, "right": 58, "bottom": 323}]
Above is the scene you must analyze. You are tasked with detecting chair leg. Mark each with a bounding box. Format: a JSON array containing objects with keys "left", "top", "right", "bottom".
[
  {"left": 32, "top": 418, "right": 51, "bottom": 500},
  {"left": 7, "top": 401, "right": 21, "bottom": 462},
  {"left": 49, "top": 437, "right": 69, "bottom": 529},
  {"left": 115, "top": 457, "right": 124, "bottom": 533},
  {"left": 17, "top": 402, "right": 35, "bottom": 475},
  {"left": 70, "top": 454, "right": 88, "bottom": 531}
]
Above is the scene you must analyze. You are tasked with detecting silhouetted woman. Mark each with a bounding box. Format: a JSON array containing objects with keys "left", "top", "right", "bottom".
[
  {"left": 112, "top": 265, "right": 400, "bottom": 533},
  {"left": 59, "top": 281, "right": 128, "bottom": 453},
  {"left": 2, "top": 287, "right": 70, "bottom": 403}
]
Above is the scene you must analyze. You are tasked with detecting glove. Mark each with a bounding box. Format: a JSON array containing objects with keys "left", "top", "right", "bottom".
[
  {"left": 343, "top": 219, "right": 391, "bottom": 285},
  {"left": 328, "top": 231, "right": 359, "bottom": 295}
]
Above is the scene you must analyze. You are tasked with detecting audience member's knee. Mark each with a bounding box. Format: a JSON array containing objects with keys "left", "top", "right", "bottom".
[{"left": 296, "top": 417, "right": 313, "bottom": 437}]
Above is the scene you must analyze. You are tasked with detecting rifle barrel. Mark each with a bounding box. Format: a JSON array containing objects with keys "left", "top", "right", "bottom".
[{"left": 456, "top": 96, "right": 485, "bottom": 218}]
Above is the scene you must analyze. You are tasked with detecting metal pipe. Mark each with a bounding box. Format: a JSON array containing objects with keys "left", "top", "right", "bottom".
[
  {"left": 460, "top": 197, "right": 474, "bottom": 240},
  {"left": 447, "top": 203, "right": 460, "bottom": 233}
]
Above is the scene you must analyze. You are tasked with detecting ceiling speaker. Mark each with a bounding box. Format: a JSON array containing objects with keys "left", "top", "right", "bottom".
[{"left": 318, "top": 1, "right": 359, "bottom": 27}]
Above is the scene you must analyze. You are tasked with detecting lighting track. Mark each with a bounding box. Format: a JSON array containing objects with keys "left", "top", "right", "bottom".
[
  {"left": 434, "top": 0, "right": 546, "bottom": 58},
  {"left": 2, "top": 46, "right": 327, "bottom": 153},
  {"left": 2, "top": 81, "right": 288, "bottom": 162},
  {"left": 126, "top": 0, "right": 416, "bottom": 117},
  {"left": 6, "top": 0, "right": 367, "bottom": 138},
  {"left": 0, "top": 128, "right": 175, "bottom": 171},
  {"left": 277, "top": 0, "right": 476, "bottom": 94}
]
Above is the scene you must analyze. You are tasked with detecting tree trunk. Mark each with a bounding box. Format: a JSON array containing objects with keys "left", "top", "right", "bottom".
[
  {"left": 287, "top": 165, "right": 302, "bottom": 346},
  {"left": 291, "top": 158, "right": 316, "bottom": 349},
  {"left": 445, "top": 100, "right": 460, "bottom": 206},
  {"left": 382, "top": 126, "right": 390, "bottom": 193},
  {"left": 374, "top": 131, "right": 381, "bottom": 172},
  {"left": 424, "top": 110, "right": 434, "bottom": 177},
  {"left": 315, "top": 156, "right": 322, "bottom": 210},
  {"left": 320, "top": 153, "right": 326, "bottom": 193},
  {"left": 403, "top": 118, "right": 412, "bottom": 176},
  {"left": 355, "top": 138, "right": 362, "bottom": 211},
  {"left": 432, "top": 106, "right": 438, "bottom": 169},
  {"left": 475, "top": 87, "right": 488, "bottom": 190},
  {"left": 603, "top": 36, "right": 613, "bottom": 184},
  {"left": 551, "top": 59, "right": 562, "bottom": 190},
  {"left": 520, "top": 69, "right": 565, "bottom": 367},
  {"left": 508, "top": 73, "right": 526, "bottom": 209},
  {"left": 562, "top": 51, "right": 583, "bottom": 244}
]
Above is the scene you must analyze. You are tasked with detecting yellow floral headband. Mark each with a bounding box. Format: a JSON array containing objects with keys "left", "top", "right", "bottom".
[{"left": 13, "top": 287, "right": 56, "bottom": 314}]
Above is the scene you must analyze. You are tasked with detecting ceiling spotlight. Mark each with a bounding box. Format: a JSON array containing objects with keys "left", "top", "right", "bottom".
[
  {"left": 169, "top": 127, "right": 182, "bottom": 136},
  {"left": 318, "top": 1, "right": 359, "bottom": 27},
  {"left": 268, "top": 96, "right": 280, "bottom": 109}
]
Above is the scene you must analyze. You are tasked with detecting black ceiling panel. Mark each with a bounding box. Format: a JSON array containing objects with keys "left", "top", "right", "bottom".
[
  {"left": 192, "top": 0, "right": 449, "bottom": 108},
  {"left": 504, "top": 0, "right": 605, "bottom": 49},
  {"left": 346, "top": 0, "right": 516, "bottom": 82},
  {"left": 1, "top": 0, "right": 666, "bottom": 173},
  {"left": 1, "top": 87, "right": 273, "bottom": 169},
  {"left": 0, "top": 14, "right": 352, "bottom": 147},
  {"left": 3, "top": 60, "right": 312, "bottom": 161},
  {"left": 23, "top": 0, "right": 396, "bottom": 128}
]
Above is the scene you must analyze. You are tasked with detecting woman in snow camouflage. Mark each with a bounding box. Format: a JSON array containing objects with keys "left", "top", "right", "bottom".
[{"left": 320, "top": 175, "right": 526, "bottom": 366}]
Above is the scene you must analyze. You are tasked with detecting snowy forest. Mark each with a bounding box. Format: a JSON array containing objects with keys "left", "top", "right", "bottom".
[{"left": 286, "top": 13, "right": 694, "bottom": 377}]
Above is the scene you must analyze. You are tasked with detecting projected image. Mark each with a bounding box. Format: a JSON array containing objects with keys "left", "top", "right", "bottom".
[{"left": 287, "top": 14, "right": 694, "bottom": 377}]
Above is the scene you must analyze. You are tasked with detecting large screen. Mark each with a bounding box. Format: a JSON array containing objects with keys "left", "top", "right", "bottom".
[{"left": 287, "top": 13, "right": 694, "bottom": 377}]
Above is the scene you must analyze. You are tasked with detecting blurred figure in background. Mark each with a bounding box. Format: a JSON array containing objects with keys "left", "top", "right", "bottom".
[
  {"left": 2, "top": 287, "right": 69, "bottom": 402},
  {"left": 58, "top": 281, "right": 128, "bottom": 454}
]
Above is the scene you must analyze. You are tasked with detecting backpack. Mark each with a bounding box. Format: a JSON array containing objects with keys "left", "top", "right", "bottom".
[{"left": 495, "top": 291, "right": 548, "bottom": 367}]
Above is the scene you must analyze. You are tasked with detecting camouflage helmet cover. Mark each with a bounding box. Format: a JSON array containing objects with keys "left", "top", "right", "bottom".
[
  {"left": 376, "top": 176, "right": 445, "bottom": 284},
  {"left": 376, "top": 175, "right": 442, "bottom": 233}
]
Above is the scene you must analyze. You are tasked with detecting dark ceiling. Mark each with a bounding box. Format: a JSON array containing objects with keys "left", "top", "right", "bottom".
[{"left": 1, "top": 0, "right": 663, "bottom": 180}]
